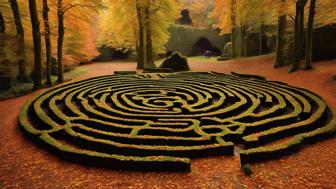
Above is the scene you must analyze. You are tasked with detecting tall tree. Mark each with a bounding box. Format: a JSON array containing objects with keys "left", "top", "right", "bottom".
[
  {"left": 98, "top": 0, "right": 179, "bottom": 68},
  {"left": 211, "top": 0, "right": 278, "bottom": 58},
  {"left": 274, "top": 0, "right": 287, "bottom": 67},
  {"left": 144, "top": 0, "right": 158, "bottom": 68},
  {"left": 8, "top": 0, "right": 28, "bottom": 82},
  {"left": 231, "top": 0, "right": 237, "bottom": 58},
  {"left": 28, "top": 0, "right": 43, "bottom": 89},
  {"left": 291, "top": 1, "right": 301, "bottom": 72},
  {"left": 290, "top": 0, "right": 308, "bottom": 73},
  {"left": 0, "top": 11, "right": 5, "bottom": 33},
  {"left": 211, "top": 0, "right": 335, "bottom": 71},
  {"left": 304, "top": 0, "right": 317, "bottom": 70},
  {"left": 144, "top": 2, "right": 153, "bottom": 67},
  {"left": 299, "top": 0, "right": 306, "bottom": 59},
  {"left": 57, "top": 0, "right": 65, "bottom": 83},
  {"left": 43, "top": 0, "right": 52, "bottom": 85},
  {"left": 240, "top": 20, "right": 246, "bottom": 57},
  {"left": 259, "top": 24, "right": 264, "bottom": 55},
  {"left": 136, "top": 0, "right": 146, "bottom": 69},
  {"left": 56, "top": 0, "right": 103, "bottom": 82}
]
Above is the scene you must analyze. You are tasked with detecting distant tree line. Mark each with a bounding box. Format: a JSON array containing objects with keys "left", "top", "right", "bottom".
[
  {"left": 211, "top": 0, "right": 336, "bottom": 73},
  {"left": 0, "top": 0, "right": 103, "bottom": 89}
]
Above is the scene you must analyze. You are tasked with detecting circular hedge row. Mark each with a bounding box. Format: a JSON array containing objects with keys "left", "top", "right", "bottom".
[{"left": 19, "top": 72, "right": 336, "bottom": 171}]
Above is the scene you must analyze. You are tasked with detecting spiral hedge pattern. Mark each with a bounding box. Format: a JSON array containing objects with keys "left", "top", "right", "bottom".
[{"left": 19, "top": 72, "right": 336, "bottom": 171}]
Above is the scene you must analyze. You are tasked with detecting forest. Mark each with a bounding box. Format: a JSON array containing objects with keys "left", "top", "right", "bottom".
[
  {"left": 0, "top": 0, "right": 335, "bottom": 92},
  {"left": 0, "top": 0, "right": 336, "bottom": 188}
]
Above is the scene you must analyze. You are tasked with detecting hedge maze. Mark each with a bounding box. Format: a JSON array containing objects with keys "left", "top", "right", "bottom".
[{"left": 19, "top": 72, "right": 336, "bottom": 171}]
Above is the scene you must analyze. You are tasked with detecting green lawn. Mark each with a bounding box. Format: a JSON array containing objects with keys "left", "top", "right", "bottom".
[{"left": 188, "top": 56, "right": 219, "bottom": 62}]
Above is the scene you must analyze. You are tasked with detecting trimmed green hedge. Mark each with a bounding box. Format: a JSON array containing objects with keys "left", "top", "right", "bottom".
[{"left": 19, "top": 72, "right": 336, "bottom": 171}]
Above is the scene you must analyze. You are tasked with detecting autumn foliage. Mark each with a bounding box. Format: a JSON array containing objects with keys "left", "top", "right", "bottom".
[
  {"left": 0, "top": 0, "right": 335, "bottom": 90},
  {"left": 210, "top": 0, "right": 336, "bottom": 71}
]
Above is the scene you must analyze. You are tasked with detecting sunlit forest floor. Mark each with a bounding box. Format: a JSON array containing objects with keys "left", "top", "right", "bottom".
[{"left": 0, "top": 55, "right": 335, "bottom": 188}]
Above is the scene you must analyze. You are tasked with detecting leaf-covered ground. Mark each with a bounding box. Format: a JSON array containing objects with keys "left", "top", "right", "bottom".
[{"left": 0, "top": 55, "right": 335, "bottom": 188}]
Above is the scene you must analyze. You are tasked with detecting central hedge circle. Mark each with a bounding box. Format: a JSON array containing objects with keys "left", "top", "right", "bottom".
[{"left": 19, "top": 72, "right": 336, "bottom": 171}]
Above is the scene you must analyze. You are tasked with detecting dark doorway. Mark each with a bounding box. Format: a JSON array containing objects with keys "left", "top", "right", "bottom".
[{"left": 190, "top": 37, "right": 222, "bottom": 56}]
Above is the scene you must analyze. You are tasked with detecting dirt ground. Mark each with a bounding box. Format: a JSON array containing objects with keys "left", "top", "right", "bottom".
[{"left": 0, "top": 55, "right": 335, "bottom": 189}]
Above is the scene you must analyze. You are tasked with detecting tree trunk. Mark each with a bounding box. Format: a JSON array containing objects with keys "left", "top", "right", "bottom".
[
  {"left": 290, "top": 1, "right": 301, "bottom": 73},
  {"left": 136, "top": 0, "right": 146, "bottom": 69},
  {"left": 240, "top": 21, "right": 246, "bottom": 57},
  {"left": 43, "top": 0, "right": 52, "bottom": 85},
  {"left": 0, "top": 11, "right": 5, "bottom": 33},
  {"left": 304, "top": 0, "right": 316, "bottom": 70},
  {"left": 231, "top": 0, "right": 237, "bottom": 58},
  {"left": 274, "top": 15, "right": 287, "bottom": 67},
  {"left": 260, "top": 24, "right": 263, "bottom": 55},
  {"left": 28, "top": 0, "right": 43, "bottom": 90},
  {"left": 291, "top": 0, "right": 307, "bottom": 73},
  {"left": 9, "top": 0, "right": 28, "bottom": 82},
  {"left": 298, "top": 0, "right": 305, "bottom": 62},
  {"left": 144, "top": 4, "right": 156, "bottom": 68},
  {"left": 57, "top": 0, "right": 64, "bottom": 83},
  {"left": 136, "top": 42, "right": 141, "bottom": 68}
]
